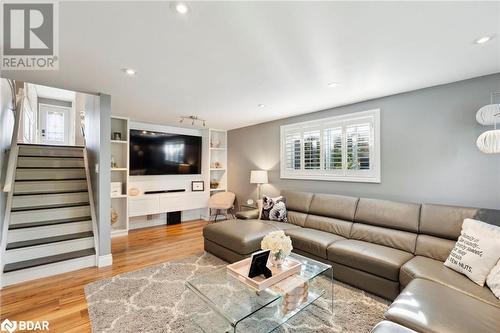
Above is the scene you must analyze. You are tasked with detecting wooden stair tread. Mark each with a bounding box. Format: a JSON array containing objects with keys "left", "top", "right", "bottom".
[
  {"left": 9, "top": 216, "right": 92, "bottom": 230},
  {"left": 3, "top": 248, "right": 95, "bottom": 273},
  {"left": 11, "top": 202, "right": 90, "bottom": 212},
  {"left": 6, "top": 231, "right": 93, "bottom": 250}
]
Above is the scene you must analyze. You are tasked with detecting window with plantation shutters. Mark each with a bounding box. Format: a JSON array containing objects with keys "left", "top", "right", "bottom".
[{"left": 280, "top": 109, "right": 380, "bottom": 183}]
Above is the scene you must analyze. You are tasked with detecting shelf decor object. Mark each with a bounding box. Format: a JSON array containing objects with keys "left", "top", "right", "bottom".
[
  {"left": 250, "top": 170, "right": 268, "bottom": 199},
  {"left": 476, "top": 93, "right": 500, "bottom": 154},
  {"left": 192, "top": 180, "right": 205, "bottom": 192}
]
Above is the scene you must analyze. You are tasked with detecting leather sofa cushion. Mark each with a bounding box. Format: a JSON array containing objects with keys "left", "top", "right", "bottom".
[
  {"left": 419, "top": 204, "right": 480, "bottom": 240},
  {"left": 285, "top": 228, "right": 345, "bottom": 259},
  {"left": 350, "top": 223, "right": 417, "bottom": 253},
  {"left": 355, "top": 198, "right": 420, "bottom": 232},
  {"left": 327, "top": 240, "right": 414, "bottom": 281},
  {"left": 414, "top": 234, "right": 455, "bottom": 262},
  {"left": 260, "top": 220, "right": 300, "bottom": 231},
  {"left": 203, "top": 220, "right": 276, "bottom": 255},
  {"left": 281, "top": 190, "right": 313, "bottom": 214},
  {"left": 304, "top": 214, "right": 352, "bottom": 238},
  {"left": 371, "top": 321, "right": 417, "bottom": 333},
  {"left": 400, "top": 256, "right": 500, "bottom": 308},
  {"left": 287, "top": 211, "right": 308, "bottom": 227},
  {"left": 308, "top": 193, "right": 359, "bottom": 221},
  {"left": 386, "top": 279, "right": 500, "bottom": 333}
]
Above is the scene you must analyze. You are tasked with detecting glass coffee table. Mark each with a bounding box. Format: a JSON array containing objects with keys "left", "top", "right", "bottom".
[{"left": 185, "top": 253, "right": 333, "bottom": 333}]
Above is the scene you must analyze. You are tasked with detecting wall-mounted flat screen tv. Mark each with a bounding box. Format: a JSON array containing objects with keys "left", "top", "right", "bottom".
[{"left": 130, "top": 129, "right": 202, "bottom": 175}]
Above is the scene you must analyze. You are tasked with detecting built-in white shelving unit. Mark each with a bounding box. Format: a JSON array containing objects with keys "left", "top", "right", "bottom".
[
  {"left": 110, "top": 116, "right": 129, "bottom": 237},
  {"left": 208, "top": 129, "right": 227, "bottom": 195}
]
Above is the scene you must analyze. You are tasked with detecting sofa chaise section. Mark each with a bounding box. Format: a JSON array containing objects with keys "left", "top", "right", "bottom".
[{"left": 385, "top": 279, "right": 500, "bottom": 333}]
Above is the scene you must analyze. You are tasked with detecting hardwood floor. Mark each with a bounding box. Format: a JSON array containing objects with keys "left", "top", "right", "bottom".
[{"left": 0, "top": 220, "right": 208, "bottom": 332}]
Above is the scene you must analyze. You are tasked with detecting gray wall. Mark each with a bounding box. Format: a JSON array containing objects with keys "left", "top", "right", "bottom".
[
  {"left": 0, "top": 79, "right": 15, "bottom": 240},
  {"left": 85, "top": 94, "right": 111, "bottom": 256},
  {"left": 228, "top": 73, "right": 500, "bottom": 210}
]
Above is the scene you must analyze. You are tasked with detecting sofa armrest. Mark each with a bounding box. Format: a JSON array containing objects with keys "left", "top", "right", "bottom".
[{"left": 235, "top": 209, "right": 260, "bottom": 220}]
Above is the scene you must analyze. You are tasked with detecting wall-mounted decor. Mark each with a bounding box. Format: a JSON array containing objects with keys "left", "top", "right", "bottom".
[{"left": 191, "top": 180, "right": 205, "bottom": 192}]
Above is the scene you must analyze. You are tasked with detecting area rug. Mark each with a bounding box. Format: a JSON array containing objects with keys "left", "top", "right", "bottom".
[{"left": 85, "top": 253, "right": 389, "bottom": 332}]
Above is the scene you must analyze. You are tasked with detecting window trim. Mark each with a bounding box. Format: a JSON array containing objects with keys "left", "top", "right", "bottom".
[{"left": 280, "top": 109, "right": 381, "bottom": 183}]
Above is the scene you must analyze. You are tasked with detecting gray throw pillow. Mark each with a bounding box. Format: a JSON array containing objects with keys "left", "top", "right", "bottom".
[{"left": 261, "top": 195, "right": 288, "bottom": 223}]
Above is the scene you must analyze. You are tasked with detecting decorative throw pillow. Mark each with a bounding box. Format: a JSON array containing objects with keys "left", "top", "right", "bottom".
[
  {"left": 486, "top": 260, "right": 500, "bottom": 300},
  {"left": 260, "top": 195, "right": 288, "bottom": 223},
  {"left": 444, "top": 218, "right": 500, "bottom": 286}
]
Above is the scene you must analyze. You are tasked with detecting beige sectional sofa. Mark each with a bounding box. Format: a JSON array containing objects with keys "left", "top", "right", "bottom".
[{"left": 203, "top": 190, "right": 500, "bottom": 332}]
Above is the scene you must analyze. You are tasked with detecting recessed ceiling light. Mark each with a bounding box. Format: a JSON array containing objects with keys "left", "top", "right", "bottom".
[
  {"left": 475, "top": 36, "right": 493, "bottom": 44},
  {"left": 258, "top": 104, "right": 265, "bottom": 108},
  {"left": 122, "top": 68, "right": 136, "bottom": 76},
  {"left": 171, "top": 2, "right": 190, "bottom": 14},
  {"left": 327, "top": 82, "right": 340, "bottom": 88}
]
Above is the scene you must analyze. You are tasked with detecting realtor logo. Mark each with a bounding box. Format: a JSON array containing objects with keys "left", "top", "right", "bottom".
[{"left": 1, "top": 1, "right": 59, "bottom": 70}]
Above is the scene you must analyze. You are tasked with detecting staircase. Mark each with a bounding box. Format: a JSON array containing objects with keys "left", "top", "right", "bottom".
[{"left": 1, "top": 144, "right": 98, "bottom": 287}]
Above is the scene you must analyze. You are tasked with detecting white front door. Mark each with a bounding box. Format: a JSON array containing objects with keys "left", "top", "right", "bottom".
[{"left": 39, "top": 104, "right": 71, "bottom": 145}]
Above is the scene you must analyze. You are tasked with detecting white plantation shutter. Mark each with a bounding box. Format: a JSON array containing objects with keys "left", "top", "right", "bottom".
[
  {"left": 284, "top": 130, "right": 301, "bottom": 170},
  {"left": 324, "top": 127, "right": 343, "bottom": 171},
  {"left": 346, "top": 123, "right": 371, "bottom": 170},
  {"left": 303, "top": 130, "right": 321, "bottom": 170},
  {"left": 280, "top": 109, "right": 380, "bottom": 183}
]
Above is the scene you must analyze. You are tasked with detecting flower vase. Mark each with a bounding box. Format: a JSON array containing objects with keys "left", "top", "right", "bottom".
[{"left": 271, "top": 250, "right": 286, "bottom": 268}]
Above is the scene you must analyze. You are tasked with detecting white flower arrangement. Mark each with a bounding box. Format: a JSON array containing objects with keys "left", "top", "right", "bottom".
[{"left": 261, "top": 230, "right": 293, "bottom": 257}]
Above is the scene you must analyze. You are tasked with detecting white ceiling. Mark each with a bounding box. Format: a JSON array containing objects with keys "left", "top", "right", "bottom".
[{"left": 3, "top": 1, "right": 500, "bottom": 130}]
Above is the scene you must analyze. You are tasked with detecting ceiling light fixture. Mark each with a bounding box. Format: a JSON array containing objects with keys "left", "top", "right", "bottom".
[
  {"left": 179, "top": 115, "right": 206, "bottom": 127},
  {"left": 122, "top": 68, "right": 136, "bottom": 76},
  {"left": 258, "top": 104, "right": 265, "bottom": 108},
  {"left": 171, "top": 2, "right": 190, "bottom": 14},
  {"left": 327, "top": 82, "right": 340, "bottom": 88},
  {"left": 475, "top": 36, "right": 493, "bottom": 44}
]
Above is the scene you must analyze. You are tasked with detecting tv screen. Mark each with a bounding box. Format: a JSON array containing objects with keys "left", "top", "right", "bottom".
[{"left": 130, "top": 130, "right": 202, "bottom": 175}]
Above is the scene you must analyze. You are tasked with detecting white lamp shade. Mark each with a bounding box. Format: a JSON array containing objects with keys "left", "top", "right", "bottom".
[
  {"left": 250, "top": 170, "right": 268, "bottom": 184},
  {"left": 476, "top": 104, "right": 500, "bottom": 125},
  {"left": 477, "top": 130, "right": 500, "bottom": 154}
]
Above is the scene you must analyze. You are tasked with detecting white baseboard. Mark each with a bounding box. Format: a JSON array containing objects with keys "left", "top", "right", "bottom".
[{"left": 98, "top": 254, "right": 113, "bottom": 267}]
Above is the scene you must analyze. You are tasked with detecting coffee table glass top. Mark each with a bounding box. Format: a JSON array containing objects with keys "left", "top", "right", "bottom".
[{"left": 185, "top": 253, "right": 332, "bottom": 332}]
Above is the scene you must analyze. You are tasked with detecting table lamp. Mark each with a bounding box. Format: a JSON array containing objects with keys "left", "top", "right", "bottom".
[{"left": 250, "top": 170, "right": 268, "bottom": 199}]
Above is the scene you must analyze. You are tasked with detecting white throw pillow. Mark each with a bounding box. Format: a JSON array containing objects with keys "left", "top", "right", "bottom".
[
  {"left": 444, "top": 218, "right": 500, "bottom": 286},
  {"left": 486, "top": 260, "right": 500, "bottom": 299}
]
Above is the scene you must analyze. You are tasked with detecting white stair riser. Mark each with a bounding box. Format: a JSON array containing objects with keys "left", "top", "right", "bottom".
[
  {"left": 12, "top": 192, "right": 90, "bottom": 209},
  {"left": 5, "top": 237, "right": 94, "bottom": 264},
  {"left": 18, "top": 157, "right": 84, "bottom": 168},
  {"left": 16, "top": 169, "right": 86, "bottom": 180},
  {"left": 2, "top": 255, "right": 95, "bottom": 287},
  {"left": 8, "top": 222, "right": 93, "bottom": 243},
  {"left": 10, "top": 206, "right": 91, "bottom": 224},
  {"left": 14, "top": 180, "right": 88, "bottom": 194},
  {"left": 18, "top": 146, "right": 83, "bottom": 157}
]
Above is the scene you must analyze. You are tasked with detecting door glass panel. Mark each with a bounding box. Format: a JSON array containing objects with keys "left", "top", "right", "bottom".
[{"left": 46, "top": 111, "right": 66, "bottom": 143}]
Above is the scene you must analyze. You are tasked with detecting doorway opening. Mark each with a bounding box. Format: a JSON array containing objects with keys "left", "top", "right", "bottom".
[{"left": 18, "top": 83, "right": 86, "bottom": 147}]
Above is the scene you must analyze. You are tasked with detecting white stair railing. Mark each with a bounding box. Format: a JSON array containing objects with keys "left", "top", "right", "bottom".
[{"left": 0, "top": 82, "right": 24, "bottom": 288}]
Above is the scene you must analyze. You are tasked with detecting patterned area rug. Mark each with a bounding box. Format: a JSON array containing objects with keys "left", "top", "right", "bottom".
[{"left": 85, "top": 253, "right": 389, "bottom": 333}]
